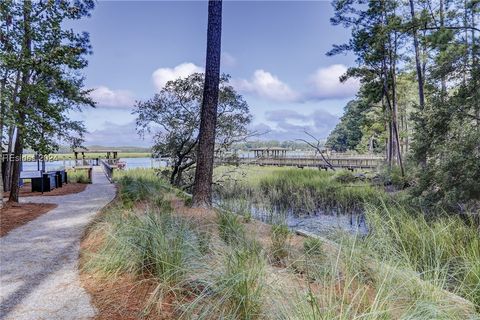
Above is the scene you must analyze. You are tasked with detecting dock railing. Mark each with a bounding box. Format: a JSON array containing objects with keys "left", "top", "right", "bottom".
[
  {"left": 216, "top": 154, "right": 385, "bottom": 170},
  {"left": 100, "top": 159, "right": 115, "bottom": 182}
]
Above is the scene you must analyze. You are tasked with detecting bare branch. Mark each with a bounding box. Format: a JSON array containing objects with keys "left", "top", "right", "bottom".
[{"left": 297, "top": 131, "right": 336, "bottom": 171}]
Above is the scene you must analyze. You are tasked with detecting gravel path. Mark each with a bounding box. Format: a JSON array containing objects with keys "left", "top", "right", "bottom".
[{"left": 0, "top": 167, "right": 116, "bottom": 320}]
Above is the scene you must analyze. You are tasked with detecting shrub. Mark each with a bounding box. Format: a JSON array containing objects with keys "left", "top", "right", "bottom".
[{"left": 67, "top": 169, "right": 90, "bottom": 183}]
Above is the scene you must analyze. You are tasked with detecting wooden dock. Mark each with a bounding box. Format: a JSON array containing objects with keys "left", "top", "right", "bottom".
[{"left": 216, "top": 155, "right": 385, "bottom": 170}]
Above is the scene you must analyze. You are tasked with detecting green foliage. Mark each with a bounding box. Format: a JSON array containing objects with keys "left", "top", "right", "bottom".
[
  {"left": 1, "top": 1, "right": 95, "bottom": 154},
  {"left": 133, "top": 73, "right": 252, "bottom": 187},
  {"left": 411, "top": 126, "right": 480, "bottom": 211},
  {"left": 270, "top": 224, "right": 290, "bottom": 263},
  {"left": 329, "top": 0, "right": 480, "bottom": 211},
  {"left": 326, "top": 100, "right": 368, "bottom": 152}
]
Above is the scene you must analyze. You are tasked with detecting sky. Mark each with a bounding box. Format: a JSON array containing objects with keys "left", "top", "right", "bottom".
[{"left": 69, "top": 0, "right": 358, "bottom": 147}]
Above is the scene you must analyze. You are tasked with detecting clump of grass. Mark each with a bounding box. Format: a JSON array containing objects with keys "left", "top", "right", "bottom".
[
  {"left": 86, "top": 209, "right": 199, "bottom": 288},
  {"left": 67, "top": 169, "right": 90, "bottom": 183},
  {"left": 114, "top": 169, "right": 168, "bottom": 207},
  {"left": 188, "top": 241, "right": 266, "bottom": 320},
  {"left": 217, "top": 210, "right": 246, "bottom": 245},
  {"left": 303, "top": 237, "right": 325, "bottom": 257},
  {"left": 364, "top": 202, "right": 480, "bottom": 308},
  {"left": 333, "top": 169, "right": 358, "bottom": 183},
  {"left": 220, "top": 245, "right": 266, "bottom": 319},
  {"left": 270, "top": 224, "right": 290, "bottom": 264},
  {"left": 196, "top": 229, "right": 212, "bottom": 255}
]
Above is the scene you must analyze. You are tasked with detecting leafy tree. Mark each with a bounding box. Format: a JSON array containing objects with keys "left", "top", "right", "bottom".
[
  {"left": 326, "top": 100, "right": 365, "bottom": 152},
  {"left": 0, "top": 0, "right": 94, "bottom": 201},
  {"left": 329, "top": 0, "right": 405, "bottom": 175},
  {"left": 134, "top": 73, "right": 251, "bottom": 187},
  {"left": 192, "top": 0, "right": 223, "bottom": 208},
  {"left": 329, "top": 0, "right": 480, "bottom": 211}
]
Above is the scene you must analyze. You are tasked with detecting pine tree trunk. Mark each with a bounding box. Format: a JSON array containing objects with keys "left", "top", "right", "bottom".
[
  {"left": 8, "top": 124, "right": 23, "bottom": 203},
  {"left": 192, "top": 0, "right": 222, "bottom": 208},
  {"left": 409, "top": 0, "right": 427, "bottom": 168},
  {"left": 9, "top": 1, "right": 31, "bottom": 203},
  {"left": 4, "top": 126, "right": 15, "bottom": 192},
  {"left": 409, "top": 0, "right": 425, "bottom": 111},
  {"left": 0, "top": 156, "right": 3, "bottom": 209}
]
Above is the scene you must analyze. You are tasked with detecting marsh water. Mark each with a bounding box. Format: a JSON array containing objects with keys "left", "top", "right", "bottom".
[
  {"left": 217, "top": 199, "right": 368, "bottom": 237},
  {"left": 22, "top": 157, "right": 367, "bottom": 237}
]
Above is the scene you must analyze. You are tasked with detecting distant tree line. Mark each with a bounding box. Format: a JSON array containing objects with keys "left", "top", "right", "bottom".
[{"left": 327, "top": 0, "right": 479, "bottom": 212}]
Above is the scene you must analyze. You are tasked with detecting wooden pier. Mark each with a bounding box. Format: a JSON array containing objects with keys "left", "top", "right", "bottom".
[{"left": 216, "top": 155, "right": 385, "bottom": 170}]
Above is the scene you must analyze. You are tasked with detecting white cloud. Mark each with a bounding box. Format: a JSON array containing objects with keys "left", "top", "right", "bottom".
[
  {"left": 222, "top": 52, "right": 237, "bottom": 67},
  {"left": 308, "top": 64, "right": 360, "bottom": 99},
  {"left": 152, "top": 62, "right": 203, "bottom": 91},
  {"left": 84, "top": 121, "right": 153, "bottom": 147},
  {"left": 234, "top": 70, "right": 299, "bottom": 103},
  {"left": 90, "top": 86, "right": 135, "bottom": 109}
]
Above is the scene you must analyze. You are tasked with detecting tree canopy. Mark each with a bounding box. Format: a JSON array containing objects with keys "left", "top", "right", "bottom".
[
  {"left": 1, "top": 0, "right": 95, "bottom": 201},
  {"left": 134, "top": 73, "right": 251, "bottom": 187},
  {"left": 327, "top": 0, "right": 480, "bottom": 211}
]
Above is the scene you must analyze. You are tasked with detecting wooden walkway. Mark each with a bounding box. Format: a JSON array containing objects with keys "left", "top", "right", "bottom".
[{"left": 216, "top": 155, "right": 385, "bottom": 170}]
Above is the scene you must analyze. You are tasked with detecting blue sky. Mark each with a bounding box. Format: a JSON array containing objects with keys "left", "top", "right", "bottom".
[{"left": 70, "top": 1, "right": 358, "bottom": 147}]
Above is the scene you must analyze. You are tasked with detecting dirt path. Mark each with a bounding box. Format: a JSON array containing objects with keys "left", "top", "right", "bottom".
[{"left": 0, "top": 167, "right": 116, "bottom": 320}]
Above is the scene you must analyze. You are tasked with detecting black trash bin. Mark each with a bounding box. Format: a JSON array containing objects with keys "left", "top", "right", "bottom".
[
  {"left": 49, "top": 170, "right": 65, "bottom": 188},
  {"left": 31, "top": 172, "right": 57, "bottom": 192}
]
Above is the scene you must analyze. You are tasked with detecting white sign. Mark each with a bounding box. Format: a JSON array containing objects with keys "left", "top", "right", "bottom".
[{"left": 20, "top": 171, "right": 42, "bottom": 179}]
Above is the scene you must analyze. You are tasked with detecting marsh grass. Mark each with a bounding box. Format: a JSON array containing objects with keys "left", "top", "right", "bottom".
[
  {"left": 67, "top": 169, "right": 90, "bottom": 183},
  {"left": 215, "top": 166, "right": 388, "bottom": 216},
  {"left": 270, "top": 224, "right": 290, "bottom": 264},
  {"left": 364, "top": 202, "right": 480, "bottom": 308},
  {"left": 82, "top": 168, "right": 479, "bottom": 319},
  {"left": 217, "top": 210, "right": 246, "bottom": 245}
]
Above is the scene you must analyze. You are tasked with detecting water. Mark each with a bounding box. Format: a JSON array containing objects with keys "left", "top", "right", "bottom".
[
  {"left": 218, "top": 199, "right": 368, "bottom": 238},
  {"left": 21, "top": 156, "right": 366, "bottom": 237},
  {"left": 21, "top": 157, "right": 165, "bottom": 172}
]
